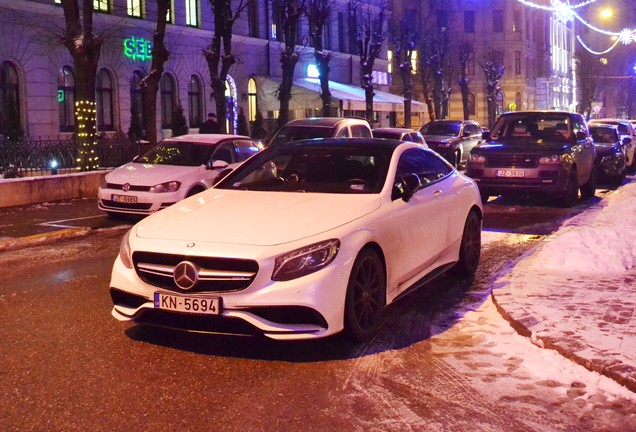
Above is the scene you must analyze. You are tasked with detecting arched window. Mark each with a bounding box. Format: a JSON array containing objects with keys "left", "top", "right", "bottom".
[
  {"left": 130, "top": 71, "right": 145, "bottom": 139},
  {"left": 161, "top": 73, "right": 175, "bottom": 129},
  {"left": 467, "top": 93, "right": 476, "bottom": 116},
  {"left": 496, "top": 92, "right": 505, "bottom": 116},
  {"left": 515, "top": 92, "right": 522, "bottom": 111},
  {"left": 188, "top": 75, "right": 203, "bottom": 128},
  {"left": 248, "top": 78, "right": 257, "bottom": 122},
  {"left": 96, "top": 68, "right": 114, "bottom": 131},
  {"left": 0, "top": 61, "right": 21, "bottom": 138},
  {"left": 58, "top": 66, "right": 75, "bottom": 133}
]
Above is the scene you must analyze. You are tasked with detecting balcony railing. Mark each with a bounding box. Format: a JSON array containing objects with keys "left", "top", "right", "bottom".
[{"left": 0, "top": 134, "right": 142, "bottom": 179}]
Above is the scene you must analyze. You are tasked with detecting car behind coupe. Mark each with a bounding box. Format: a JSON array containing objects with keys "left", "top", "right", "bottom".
[{"left": 110, "top": 138, "right": 483, "bottom": 341}]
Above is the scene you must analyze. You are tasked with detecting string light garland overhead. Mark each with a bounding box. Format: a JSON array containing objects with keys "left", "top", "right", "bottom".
[{"left": 516, "top": 0, "right": 636, "bottom": 54}]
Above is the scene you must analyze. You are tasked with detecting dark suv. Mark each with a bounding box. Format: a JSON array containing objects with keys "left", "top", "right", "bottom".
[
  {"left": 466, "top": 111, "right": 597, "bottom": 207},
  {"left": 420, "top": 120, "right": 484, "bottom": 167}
]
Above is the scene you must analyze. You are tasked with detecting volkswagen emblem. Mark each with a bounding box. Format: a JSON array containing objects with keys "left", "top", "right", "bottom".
[
  {"left": 173, "top": 261, "right": 199, "bottom": 290},
  {"left": 122, "top": 183, "right": 131, "bottom": 192}
]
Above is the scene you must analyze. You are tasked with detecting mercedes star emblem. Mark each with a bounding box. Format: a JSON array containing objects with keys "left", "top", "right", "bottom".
[
  {"left": 122, "top": 183, "right": 131, "bottom": 192},
  {"left": 173, "top": 261, "right": 199, "bottom": 290}
]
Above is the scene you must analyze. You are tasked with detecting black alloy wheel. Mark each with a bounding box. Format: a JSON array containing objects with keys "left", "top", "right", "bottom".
[
  {"left": 454, "top": 210, "right": 481, "bottom": 277},
  {"left": 186, "top": 186, "right": 206, "bottom": 197},
  {"left": 560, "top": 168, "right": 579, "bottom": 208},
  {"left": 580, "top": 165, "right": 597, "bottom": 200},
  {"left": 344, "top": 249, "right": 386, "bottom": 342}
]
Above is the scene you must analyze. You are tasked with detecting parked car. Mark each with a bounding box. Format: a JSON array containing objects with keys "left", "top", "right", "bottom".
[
  {"left": 466, "top": 111, "right": 597, "bottom": 207},
  {"left": 588, "top": 118, "right": 636, "bottom": 172},
  {"left": 419, "top": 119, "right": 484, "bottom": 167},
  {"left": 589, "top": 124, "right": 627, "bottom": 186},
  {"left": 109, "top": 138, "right": 483, "bottom": 341},
  {"left": 269, "top": 117, "right": 372, "bottom": 146},
  {"left": 98, "top": 134, "right": 261, "bottom": 217},
  {"left": 372, "top": 127, "right": 427, "bottom": 144}
]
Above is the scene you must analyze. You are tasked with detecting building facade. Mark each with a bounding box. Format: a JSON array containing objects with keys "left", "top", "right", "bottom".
[{"left": 0, "top": 0, "right": 407, "bottom": 141}]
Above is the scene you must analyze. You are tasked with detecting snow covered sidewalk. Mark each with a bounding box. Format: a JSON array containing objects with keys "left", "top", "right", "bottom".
[{"left": 492, "top": 180, "right": 636, "bottom": 393}]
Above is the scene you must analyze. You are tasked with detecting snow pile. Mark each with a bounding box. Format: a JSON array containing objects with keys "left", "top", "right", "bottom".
[{"left": 524, "top": 180, "right": 636, "bottom": 275}]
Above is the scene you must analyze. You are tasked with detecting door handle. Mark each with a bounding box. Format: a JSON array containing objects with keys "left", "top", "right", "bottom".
[{"left": 434, "top": 190, "right": 443, "bottom": 197}]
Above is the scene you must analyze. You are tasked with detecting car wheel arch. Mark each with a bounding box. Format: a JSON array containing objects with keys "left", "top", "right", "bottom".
[{"left": 186, "top": 184, "right": 207, "bottom": 197}]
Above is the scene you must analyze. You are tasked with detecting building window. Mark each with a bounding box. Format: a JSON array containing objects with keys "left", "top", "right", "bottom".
[
  {"left": 161, "top": 74, "right": 176, "bottom": 129},
  {"left": 387, "top": 50, "right": 393, "bottom": 74},
  {"left": 493, "top": 10, "right": 504, "bottom": 33},
  {"left": 271, "top": 2, "right": 282, "bottom": 41},
  {"left": 496, "top": 92, "right": 504, "bottom": 116},
  {"left": 130, "top": 71, "right": 145, "bottom": 140},
  {"left": 248, "top": 78, "right": 257, "bottom": 122},
  {"left": 338, "top": 12, "right": 346, "bottom": 53},
  {"left": 513, "top": 9, "right": 521, "bottom": 32},
  {"left": 411, "top": 50, "right": 417, "bottom": 74},
  {"left": 58, "top": 66, "right": 75, "bottom": 133},
  {"left": 467, "top": 93, "right": 476, "bottom": 116},
  {"left": 515, "top": 92, "right": 522, "bottom": 111},
  {"left": 464, "top": 10, "right": 475, "bottom": 33},
  {"left": 324, "top": 20, "right": 332, "bottom": 50},
  {"left": 1, "top": 61, "right": 21, "bottom": 138},
  {"left": 515, "top": 51, "right": 521, "bottom": 75},
  {"left": 166, "top": 3, "right": 173, "bottom": 23},
  {"left": 185, "top": 0, "right": 198, "bottom": 27},
  {"left": 94, "top": 0, "right": 109, "bottom": 13},
  {"left": 467, "top": 57, "right": 475, "bottom": 76},
  {"left": 436, "top": 10, "right": 448, "bottom": 31},
  {"left": 127, "top": 0, "right": 142, "bottom": 18},
  {"left": 248, "top": 0, "right": 259, "bottom": 38},
  {"left": 96, "top": 69, "right": 114, "bottom": 131},
  {"left": 188, "top": 75, "right": 203, "bottom": 128}
]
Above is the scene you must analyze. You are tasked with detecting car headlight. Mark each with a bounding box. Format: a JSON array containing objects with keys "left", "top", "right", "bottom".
[
  {"left": 469, "top": 153, "right": 485, "bottom": 163},
  {"left": 438, "top": 140, "right": 452, "bottom": 148},
  {"left": 539, "top": 155, "right": 562, "bottom": 165},
  {"left": 100, "top": 176, "right": 108, "bottom": 188},
  {"left": 149, "top": 181, "right": 181, "bottom": 193},
  {"left": 272, "top": 239, "right": 340, "bottom": 281},
  {"left": 119, "top": 229, "right": 133, "bottom": 269}
]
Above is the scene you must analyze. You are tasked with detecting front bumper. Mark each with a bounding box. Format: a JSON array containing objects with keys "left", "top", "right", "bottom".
[{"left": 466, "top": 164, "right": 568, "bottom": 197}]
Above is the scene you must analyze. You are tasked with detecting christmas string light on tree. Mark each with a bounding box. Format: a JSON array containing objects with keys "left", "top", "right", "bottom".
[
  {"left": 516, "top": 0, "right": 636, "bottom": 55},
  {"left": 74, "top": 100, "right": 99, "bottom": 171}
]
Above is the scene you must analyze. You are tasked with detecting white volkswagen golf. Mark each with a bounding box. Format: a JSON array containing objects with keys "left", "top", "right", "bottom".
[
  {"left": 98, "top": 134, "right": 261, "bottom": 217},
  {"left": 110, "top": 138, "right": 483, "bottom": 341}
]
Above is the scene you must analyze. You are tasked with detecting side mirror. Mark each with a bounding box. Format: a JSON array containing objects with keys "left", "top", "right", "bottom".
[
  {"left": 401, "top": 173, "right": 423, "bottom": 202},
  {"left": 212, "top": 168, "right": 233, "bottom": 185},
  {"left": 575, "top": 131, "right": 587, "bottom": 141},
  {"left": 207, "top": 160, "right": 229, "bottom": 170},
  {"left": 623, "top": 137, "right": 632, "bottom": 145}
]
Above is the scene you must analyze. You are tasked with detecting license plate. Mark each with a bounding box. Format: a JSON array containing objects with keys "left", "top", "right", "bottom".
[
  {"left": 496, "top": 169, "right": 525, "bottom": 178},
  {"left": 112, "top": 194, "right": 138, "bottom": 204},
  {"left": 154, "top": 292, "right": 221, "bottom": 315}
]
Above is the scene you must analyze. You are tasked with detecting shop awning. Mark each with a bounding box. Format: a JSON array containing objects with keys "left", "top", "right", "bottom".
[{"left": 254, "top": 76, "right": 426, "bottom": 113}]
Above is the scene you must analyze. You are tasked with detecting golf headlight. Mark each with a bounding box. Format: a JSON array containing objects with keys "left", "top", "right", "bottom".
[
  {"left": 272, "top": 239, "right": 340, "bottom": 281},
  {"left": 119, "top": 229, "right": 133, "bottom": 269},
  {"left": 149, "top": 181, "right": 181, "bottom": 193}
]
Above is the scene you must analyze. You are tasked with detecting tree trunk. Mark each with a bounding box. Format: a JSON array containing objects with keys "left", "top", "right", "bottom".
[
  {"left": 316, "top": 52, "right": 332, "bottom": 117},
  {"left": 278, "top": 52, "right": 298, "bottom": 129}
]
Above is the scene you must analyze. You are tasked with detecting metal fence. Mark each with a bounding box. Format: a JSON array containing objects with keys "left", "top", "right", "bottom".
[{"left": 0, "top": 135, "right": 141, "bottom": 178}]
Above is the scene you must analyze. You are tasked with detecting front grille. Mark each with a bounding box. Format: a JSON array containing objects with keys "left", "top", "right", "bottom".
[
  {"left": 107, "top": 183, "right": 151, "bottom": 192},
  {"left": 132, "top": 251, "right": 259, "bottom": 293},
  {"left": 485, "top": 154, "right": 539, "bottom": 168},
  {"left": 100, "top": 199, "right": 153, "bottom": 210}
]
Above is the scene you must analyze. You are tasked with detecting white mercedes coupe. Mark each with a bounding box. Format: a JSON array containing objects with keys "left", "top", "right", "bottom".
[{"left": 110, "top": 138, "right": 483, "bottom": 341}]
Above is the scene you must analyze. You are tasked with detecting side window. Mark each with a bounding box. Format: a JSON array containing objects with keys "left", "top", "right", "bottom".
[
  {"left": 235, "top": 140, "right": 260, "bottom": 162},
  {"left": 212, "top": 143, "right": 234, "bottom": 164},
  {"left": 335, "top": 127, "right": 349, "bottom": 138},
  {"left": 573, "top": 115, "right": 588, "bottom": 136},
  {"left": 351, "top": 124, "right": 372, "bottom": 138},
  {"left": 395, "top": 148, "right": 452, "bottom": 187}
]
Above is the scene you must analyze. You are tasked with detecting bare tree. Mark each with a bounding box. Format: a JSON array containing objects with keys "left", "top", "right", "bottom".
[
  {"left": 457, "top": 40, "right": 474, "bottom": 120},
  {"left": 59, "top": 0, "right": 103, "bottom": 170},
  {"left": 205, "top": 0, "right": 250, "bottom": 134},
  {"left": 418, "top": 38, "right": 436, "bottom": 123},
  {"left": 479, "top": 47, "right": 504, "bottom": 128},
  {"left": 392, "top": 20, "right": 416, "bottom": 128},
  {"left": 139, "top": 0, "right": 170, "bottom": 147},
  {"left": 306, "top": 0, "right": 334, "bottom": 117},
  {"left": 352, "top": 0, "right": 388, "bottom": 123},
  {"left": 272, "top": 0, "right": 306, "bottom": 130},
  {"left": 575, "top": 50, "right": 603, "bottom": 120}
]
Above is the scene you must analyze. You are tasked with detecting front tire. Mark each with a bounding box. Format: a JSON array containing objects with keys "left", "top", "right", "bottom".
[
  {"left": 559, "top": 168, "right": 579, "bottom": 207},
  {"left": 454, "top": 210, "right": 481, "bottom": 277},
  {"left": 580, "top": 165, "right": 597, "bottom": 200},
  {"left": 344, "top": 249, "right": 386, "bottom": 342}
]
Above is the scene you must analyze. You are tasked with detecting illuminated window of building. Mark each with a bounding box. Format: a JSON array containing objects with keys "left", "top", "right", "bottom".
[
  {"left": 127, "top": 0, "right": 142, "bottom": 17},
  {"left": 248, "top": 78, "right": 257, "bottom": 122},
  {"left": 387, "top": 50, "right": 393, "bottom": 74},
  {"left": 96, "top": 68, "right": 114, "bottom": 131},
  {"left": 186, "top": 0, "right": 198, "bottom": 27},
  {"left": 58, "top": 66, "right": 75, "bottom": 133},
  {"left": 411, "top": 50, "right": 417, "bottom": 74},
  {"left": 94, "top": 0, "right": 109, "bottom": 12},
  {"left": 188, "top": 75, "right": 203, "bottom": 128}
]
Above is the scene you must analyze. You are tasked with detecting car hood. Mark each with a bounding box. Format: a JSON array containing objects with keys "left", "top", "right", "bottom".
[
  {"left": 594, "top": 143, "right": 619, "bottom": 156},
  {"left": 134, "top": 190, "right": 382, "bottom": 246},
  {"left": 106, "top": 162, "right": 201, "bottom": 185},
  {"left": 475, "top": 140, "right": 572, "bottom": 153},
  {"left": 422, "top": 134, "right": 458, "bottom": 143}
]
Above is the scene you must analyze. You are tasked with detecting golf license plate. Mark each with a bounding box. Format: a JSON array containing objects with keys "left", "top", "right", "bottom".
[
  {"left": 496, "top": 169, "right": 525, "bottom": 178},
  {"left": 154, "top": 292, "right": 221, "bottom": 315},
  {"left": 112, "top": 194, "right": 138, "bottom": 204}
]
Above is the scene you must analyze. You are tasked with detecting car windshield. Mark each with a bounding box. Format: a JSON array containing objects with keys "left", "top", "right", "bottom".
[
  {"left": 490, "top": 113, "right": 572, "bottom": 142},
  {"left": 590, "top": 126, "right": 617, "bottom": 143},
  {"left": 270, "top": 125, "right": 338, "bottom": 146},
  {"left": 422, "top": 122, "right": 461, "bottom": 136},
  {"left": 216, "top": 144, "right": 391, "bottom": 194},
  {"left": 136, "top": 141, "right": 215, "bottom": 166}
]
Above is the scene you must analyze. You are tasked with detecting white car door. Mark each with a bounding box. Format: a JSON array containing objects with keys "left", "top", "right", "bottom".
[{"left": 390, "top": 148, "right": 453, "bottom": 292}]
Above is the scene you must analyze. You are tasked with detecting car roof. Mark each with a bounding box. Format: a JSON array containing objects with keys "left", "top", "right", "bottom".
[
  {"left": 590, "top": 118, "right": 632, "bottom": 125},
  {"left": 372, "top": 127, "right": 419, "bottom": 134},
  {"left": 283, "top": 117, "right": 370, "bottom": 128},
  {"left": 274, "top": 137, "right": 411, "bottom": 152},
  {"left": 164, "top": 133, "right": 252, "bottom": 144}
]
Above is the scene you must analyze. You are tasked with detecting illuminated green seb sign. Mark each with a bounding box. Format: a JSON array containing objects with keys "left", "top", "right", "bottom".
[{"left": 123, "top": 37, "right": 153, "bottom": 62}]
